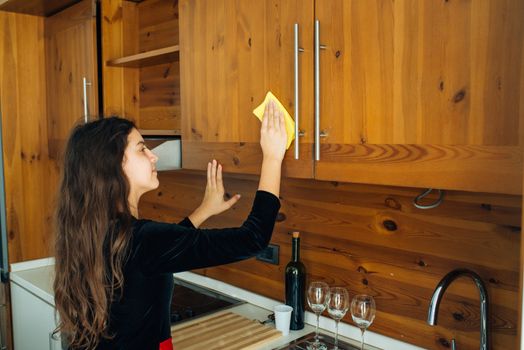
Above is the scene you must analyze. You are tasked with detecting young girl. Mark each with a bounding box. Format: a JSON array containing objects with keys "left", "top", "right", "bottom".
[{"left": 53, "top": 101, "right": 287, "bottom": 350}]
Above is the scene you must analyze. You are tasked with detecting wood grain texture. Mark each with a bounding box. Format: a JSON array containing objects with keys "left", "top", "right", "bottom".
[
  {"left": 180, "top": 0, "right": 524, "bottom": 194},
  {"left": 315, "top": 144, "right": 522, "bottom": 195},
  {"left": 316, "top": 0, "right": 524, "bottom": 146},
  {"left": 102, "top": 0, "right": 140, "bottom": 120},
  {"left": 170, "top": 311, "right": 281, "bottom": 350},
  {"left": 139, "top": 170, "right": 521, "bottom": 350},
  {"left": 179, "top": 0, "right": 315, "bottom": 178},
  {"left": 106, "top": 45, "right": 179, "bottom": 67},
  {"left": 313, "top": 0, "right": 524, "bottom": 194},
  {"left": 137, "top": 0, "right": 178, "bottom": 53},
  {"left": 0, "top": 11, "right": 59, "bottom": 263},
  {"left": 0, "top": 0, "right": 79, "bottom": 16},
  {"left": 139, "top": 61, "right": 180, "bottom": 131},
  {"left": 102, "top": 0, "right": 180, "bottom": 132},
  {"left": 0, "top": 280, "right": 13, "bottom": 349},
  {"left": 182, "top": 141, "right": 313, "bottom": 179},
  {"left": 45, "top": 0, "right": 98, "bottom": 159}
]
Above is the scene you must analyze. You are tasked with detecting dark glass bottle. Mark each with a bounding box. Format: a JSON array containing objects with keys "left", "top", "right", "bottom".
[{"left": 285, "top": 231, "right": 306, "bottom": 330}]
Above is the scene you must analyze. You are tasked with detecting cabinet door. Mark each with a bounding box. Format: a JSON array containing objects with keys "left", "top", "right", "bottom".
[
  {"left": 180, "top": 0, "right": 314, "bottom": 178},
  {"left": 46, "top": 0, "right": 98, "bottom": 159},
  {"left": 11, "top": 282, "right": 59, "bottom": 350},
  {"left": 315, "top": 0, "right": 523, "bottom": 194}
]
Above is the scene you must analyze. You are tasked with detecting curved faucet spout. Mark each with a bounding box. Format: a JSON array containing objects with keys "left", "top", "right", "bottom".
[{"left": 427, "top": 269, "right": 489, "bottom": 350}]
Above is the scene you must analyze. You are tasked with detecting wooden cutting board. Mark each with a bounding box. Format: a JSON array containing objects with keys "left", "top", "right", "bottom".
[{"left": 171, "top": 310, "right": 282, "bottom": 350}]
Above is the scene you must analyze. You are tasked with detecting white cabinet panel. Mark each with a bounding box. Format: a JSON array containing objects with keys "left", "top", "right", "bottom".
[{"left": 10, "top": 282, "right": 60, "bottom": 350}]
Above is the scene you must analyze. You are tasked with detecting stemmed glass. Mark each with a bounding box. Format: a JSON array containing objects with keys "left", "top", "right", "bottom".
[
  {"left": 327, "top": 287, "right": 349, "bottom": 350},
  {"left": 306, "top": 281, "right": 330, "bottom": 350},
  {"left": 350, "top": 294, "right": 376, "bottom": 350}
]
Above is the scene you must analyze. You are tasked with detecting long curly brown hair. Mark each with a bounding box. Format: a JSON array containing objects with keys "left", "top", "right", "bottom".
[{"left": 53, "top": 117, "right": 136, "bottom": 349}]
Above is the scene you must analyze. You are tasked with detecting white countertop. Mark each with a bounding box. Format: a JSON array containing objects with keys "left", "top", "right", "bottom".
[
  {"left": 10, "top": 259, "right": 54, "bottom": 306},
  {"left": 10, "top": 258, "right": 426, "bottom": 350}
]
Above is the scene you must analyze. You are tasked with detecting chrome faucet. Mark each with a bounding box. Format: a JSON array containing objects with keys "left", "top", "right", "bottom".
[{"left": 427, "top": 269, "right": 489, "bottom": 350}]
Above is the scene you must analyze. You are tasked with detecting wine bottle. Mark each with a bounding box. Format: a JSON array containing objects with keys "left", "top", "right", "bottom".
[{"left": 285, "top": 231, "right": 306, "bottom": 330}]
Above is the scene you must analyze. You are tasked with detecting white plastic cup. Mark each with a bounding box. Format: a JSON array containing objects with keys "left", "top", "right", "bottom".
[{"left": 273, "top": 304, "right": 293, "bottom": 336}]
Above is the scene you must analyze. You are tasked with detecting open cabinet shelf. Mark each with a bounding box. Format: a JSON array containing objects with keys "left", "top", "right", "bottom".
[{"left": 107, "top": 45, "right": 179, "bottom": 67}]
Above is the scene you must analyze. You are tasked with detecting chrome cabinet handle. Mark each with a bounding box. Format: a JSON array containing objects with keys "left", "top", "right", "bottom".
[
  {"left": 82, "top": 77, "right": 92, "bottom": 123},
  {"left": 294, "top": 23, "right": 305, "bottom": 160},
  {"left": 314, "top": 21, "right": 326, "bottom": 160}
]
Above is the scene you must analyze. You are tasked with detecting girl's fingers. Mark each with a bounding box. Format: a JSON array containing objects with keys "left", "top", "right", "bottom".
[
  {"left": 217, "top": 163, "right": 224, "bottom": 190},
  {"left": 272, "top": 101, "right": 282, "bottom": 131},
  {"left": 262, "top": 102, "right": 269, "bottom": 131},
  {"left": 210, "top": 159, "right": 217, "bottom": 189},
  {"left": 206, "top": 161, "right": 212, "bottom": 188},
  {"left": 225, "top": 194, "right": 241, "bottom": 208},
  {"left": 275, "top": 108, "right": 283, "bottom": 132},
  {"left": 279, "top": 110, "right": 285, "bottom": 133},
  {"left": 268, "top": 100, "right": 274, "bottom": 130}
]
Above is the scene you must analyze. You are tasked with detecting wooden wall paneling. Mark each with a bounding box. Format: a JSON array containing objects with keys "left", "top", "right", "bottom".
[
  {"left": 0, "top": 11, "right": 58, "bottom": 263},
  {"left": 137, "top": 0, "right": 178, "bottom": 53},
  {"left": 102, "top": 0, "right": 140, "bottom": 120},
  {"left": 139, "top": 61, "right": 180, "bottom": 131},
  {"left": 139, "top": 170, "right": 521, "bottom": 350}
]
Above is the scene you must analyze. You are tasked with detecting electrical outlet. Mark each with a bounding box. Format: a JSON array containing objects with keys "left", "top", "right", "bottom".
[{"left": 256, "top": 244, "right": 279, "bottom": 265}]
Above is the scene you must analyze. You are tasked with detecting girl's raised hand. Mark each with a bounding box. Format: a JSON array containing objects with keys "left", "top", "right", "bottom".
[
  {"left": 188, "top": 160, "right": 241, "bottom": 227},
  {"left": 260, "top": 100, "right": 288, "bottom": 162}
]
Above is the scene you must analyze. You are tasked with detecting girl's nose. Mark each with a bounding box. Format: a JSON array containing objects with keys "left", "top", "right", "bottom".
[{"left": 147, "top": 149, "right": 159, "bottom": 163}]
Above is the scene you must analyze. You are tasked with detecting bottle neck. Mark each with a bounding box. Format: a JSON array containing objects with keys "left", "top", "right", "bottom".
[{"left": 292, "top": 237, "right": 300, "bottom": 261}]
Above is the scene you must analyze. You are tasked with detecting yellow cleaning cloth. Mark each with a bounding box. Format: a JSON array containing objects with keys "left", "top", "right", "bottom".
[{"left": 253, "top": 91, "right": 295, "bottom": 149}]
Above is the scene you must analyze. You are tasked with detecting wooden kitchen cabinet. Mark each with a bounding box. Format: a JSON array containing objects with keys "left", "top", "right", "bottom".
[
  {"left": 180, "top": 0, "right": 524, "bottom": 195},
  {"left": 45, "top": 0, "right": 99, "bottom": 159},
  {"left": 103, "top": 0, "right": 181, "bottom": 136},
  {"left": 314, "top": 0, "right": 524, "bottom": 195},
  {"left": 179, "top": 0, "right": 315, "bottom": 178}
]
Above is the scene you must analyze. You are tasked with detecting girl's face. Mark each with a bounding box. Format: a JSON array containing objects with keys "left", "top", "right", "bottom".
[{"left": 122, "top": 128, "right": 159, "bottom": 198}]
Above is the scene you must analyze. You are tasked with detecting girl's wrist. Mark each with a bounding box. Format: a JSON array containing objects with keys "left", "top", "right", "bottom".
[
  {"left": 262, "top": 156, "right": 283, "bottom": 166},
  {"left": 188, "top": 207, "right": 208, "bottom": 228}
]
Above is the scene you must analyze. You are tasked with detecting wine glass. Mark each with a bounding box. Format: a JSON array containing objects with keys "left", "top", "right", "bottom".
[
  {"left": 307, "top": 281, "right": 330, "bottom": 350},
  {"left": 350, "top": 294, "right": 376, "bottom": 350},
  {"left": 327, "top": 287, "right": 349, "bottom": 350}
]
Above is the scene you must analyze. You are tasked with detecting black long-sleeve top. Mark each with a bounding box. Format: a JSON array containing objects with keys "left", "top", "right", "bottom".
[{"left": 95, "top": 190, "right": 280, "bottom": 350}]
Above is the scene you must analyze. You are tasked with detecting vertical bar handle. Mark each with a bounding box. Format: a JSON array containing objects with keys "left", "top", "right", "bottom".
[
  {"left": 314, "top": 20, "right": 320, "bottom": 161},
  {"left": 294, "top": 23, "right": 300, "bottom": 160},
  {"left": 82, "top": 77, "right": 92, "bottom": 123},
  {"left": 294, "top": 24, "right": 305, "bottom": 159}
]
